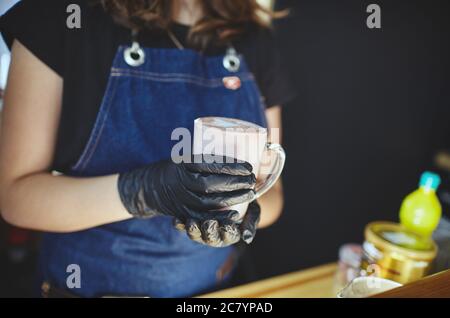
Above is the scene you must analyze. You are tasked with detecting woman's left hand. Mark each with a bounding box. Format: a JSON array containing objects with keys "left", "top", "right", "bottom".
[{"left": 174, "top": 201, "right": 261, "bottom": 247}]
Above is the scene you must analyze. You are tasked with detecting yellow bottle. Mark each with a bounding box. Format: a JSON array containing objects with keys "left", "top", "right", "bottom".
[{"left": 399, "top": 172, "right": 442, "bottom": 238}]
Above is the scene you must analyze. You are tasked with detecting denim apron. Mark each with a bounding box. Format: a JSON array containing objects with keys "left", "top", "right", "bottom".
[{"left": 37, "top": 41, "right": 267, "bottom": 297}]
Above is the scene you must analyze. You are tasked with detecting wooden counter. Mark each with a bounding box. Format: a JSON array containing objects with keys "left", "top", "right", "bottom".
[
  {"left": 202, "top": 263, "right": 450, "bottom": 298},
  {"left": 374, "top": 269, "right": 450, "bottom": 298},
  {"left": 201, "top": 263, "right": 338, "bottom": 298}
]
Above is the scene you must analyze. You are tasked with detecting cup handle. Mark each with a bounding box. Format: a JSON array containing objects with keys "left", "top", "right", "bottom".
[{"left": 254, "top": 143, "right": 286, "bottom": 199}]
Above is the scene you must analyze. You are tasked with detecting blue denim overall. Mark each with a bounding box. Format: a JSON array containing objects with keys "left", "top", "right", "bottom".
[{"left": 37, "top": 44, "right": 267, "bottom": 297}]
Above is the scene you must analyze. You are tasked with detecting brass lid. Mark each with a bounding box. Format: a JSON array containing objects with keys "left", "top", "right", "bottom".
[{"left": 364, "top": 222, "right": 438, "bottom": 261}]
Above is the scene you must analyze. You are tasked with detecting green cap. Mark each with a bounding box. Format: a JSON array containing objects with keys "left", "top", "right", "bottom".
[{"left": 419, "top": 171, "right": 441, "bottom": 190}]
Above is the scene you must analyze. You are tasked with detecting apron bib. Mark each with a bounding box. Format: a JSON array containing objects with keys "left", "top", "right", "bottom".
[{"left": 38, "top": 45, "right": 267, "bottom": 297}]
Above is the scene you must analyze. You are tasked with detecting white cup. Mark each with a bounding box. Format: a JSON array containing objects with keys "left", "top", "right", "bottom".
[
  {"left": 193, "top": 117, "right": 286, "bottom": 218},
  {"left": 337, "top": 277, "right": 402, "bottom": 298}
]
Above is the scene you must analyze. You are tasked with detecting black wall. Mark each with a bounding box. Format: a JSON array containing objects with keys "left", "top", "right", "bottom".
[{"left": 246, "top": 0, "right": 450, "bottom": 280}]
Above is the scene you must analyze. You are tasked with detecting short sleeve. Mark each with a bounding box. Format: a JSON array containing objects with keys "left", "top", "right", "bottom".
[
  {"left": 0, "top": 0, "right": 66, "bottom": 76},
  {"left": 244, "top": 27, "right": 297, "bottom": 108}
]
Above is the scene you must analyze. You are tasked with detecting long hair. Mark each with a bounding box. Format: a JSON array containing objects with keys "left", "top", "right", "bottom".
[{"left": 98, "top": 0, "right": 286, "bottom": 49}]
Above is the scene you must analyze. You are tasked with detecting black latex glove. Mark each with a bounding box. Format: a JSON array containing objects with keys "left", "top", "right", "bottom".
[
  {"left": 118, "top": 155, "right": 256, "bottom": 225},
  {"left": 240, "top": 200, "right": 261, "bottom": 244},
  {"left": 174, "top": 200, "right": 261, "bottom": 247}
]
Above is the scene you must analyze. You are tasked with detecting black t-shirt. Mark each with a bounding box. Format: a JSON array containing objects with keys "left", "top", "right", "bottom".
[{"left": 0, "top": 0, "right": 295, "bottom": 172}]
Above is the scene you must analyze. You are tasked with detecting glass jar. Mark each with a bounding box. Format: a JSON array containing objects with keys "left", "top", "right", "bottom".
[{"left": 361, "top": 222, "right": 437, "bottom": 284}]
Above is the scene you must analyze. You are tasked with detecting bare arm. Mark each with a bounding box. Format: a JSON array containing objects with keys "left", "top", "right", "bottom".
[
  {"left": 0, "top": 41, "right": 131, "bottom": 233},
  {"left": 257, "top": 106, "right": 284, "bottom": 228}
]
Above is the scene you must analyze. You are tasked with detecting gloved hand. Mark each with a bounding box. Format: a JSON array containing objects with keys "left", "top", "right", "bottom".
[
  {"left": 118, "top": 155, "right": 256, "bottom": 225},
  {"left": 174, "top": 200, "right": 261, "bottom": 247},
  {"left": 240, "top": 200, "right": 261, "bottom": 244}
]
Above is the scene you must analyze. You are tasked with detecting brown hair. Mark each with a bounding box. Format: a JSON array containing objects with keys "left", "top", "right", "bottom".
[{"left": 98, "top": 0, "right": 286, "bottom": 49}]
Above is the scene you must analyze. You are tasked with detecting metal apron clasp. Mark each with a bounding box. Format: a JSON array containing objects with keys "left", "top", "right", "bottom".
[
  {"left": 124, "top": 29, "right": 146, "bottom": 67},
  {"left": 223, "top": 47, "right": 240, "bottom": 72}
]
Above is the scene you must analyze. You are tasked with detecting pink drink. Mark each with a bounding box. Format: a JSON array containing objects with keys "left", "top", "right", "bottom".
[{"left": 193, "top": 117, "right": 285, "bottom": 218}]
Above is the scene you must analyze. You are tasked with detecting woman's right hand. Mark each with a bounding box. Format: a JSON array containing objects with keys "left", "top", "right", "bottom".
[{"left": 117, "top": 155, "right": 256, "bottom": 226}]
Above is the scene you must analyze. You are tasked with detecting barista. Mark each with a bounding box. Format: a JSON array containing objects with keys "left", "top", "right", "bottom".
[{"left": 0, "top": 0, "right": 295, "bottom": 297}]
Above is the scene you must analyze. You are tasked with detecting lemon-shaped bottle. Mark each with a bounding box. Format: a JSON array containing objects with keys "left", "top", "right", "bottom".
[{"left": 399, "top": 172, "right": 442, "bottom": 238}]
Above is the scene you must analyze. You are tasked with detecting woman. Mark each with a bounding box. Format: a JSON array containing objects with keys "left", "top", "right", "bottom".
[{"left": 0, "top": 0, "right": 294, "bottom": 297}]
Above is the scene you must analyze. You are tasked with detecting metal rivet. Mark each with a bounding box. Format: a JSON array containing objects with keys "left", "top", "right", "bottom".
[{"left": 223, "top": 76, "right": 241, "bottom": 90}]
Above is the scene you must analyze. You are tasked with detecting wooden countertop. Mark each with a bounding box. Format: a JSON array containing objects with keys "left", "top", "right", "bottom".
[
  {"left": 201, "top": 263, "right": 338, "bottom": 298},
  {"left": 202, "top": 263, "right": 450, "bottom": 298},
  {"left": 374, "top": 269, "right": 450, "bottom": 298}
]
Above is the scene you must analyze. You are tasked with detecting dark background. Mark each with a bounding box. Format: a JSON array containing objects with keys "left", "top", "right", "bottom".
[
  {"left": 244, "top": 0, "right": 450, "bottom": 280},
  {"left": 1, "top": 0, "right": 450, "bottom": 296}
]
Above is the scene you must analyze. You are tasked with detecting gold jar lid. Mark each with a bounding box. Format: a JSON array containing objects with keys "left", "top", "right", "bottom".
[{"left": 364, "top": 222, "right": 437, "bottom": 261}]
